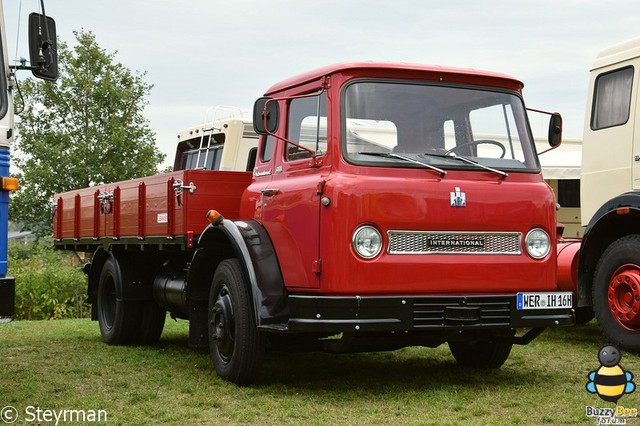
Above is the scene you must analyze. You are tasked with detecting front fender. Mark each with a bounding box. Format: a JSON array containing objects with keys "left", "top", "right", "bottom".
[
  {"left": 578, "top": 192, "right": 640, "bottom": 305},
  {"left": 192, "top": 219, "right": 288, "bottom": 326}
]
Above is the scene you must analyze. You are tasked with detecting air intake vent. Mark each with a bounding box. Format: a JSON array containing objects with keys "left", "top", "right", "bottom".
[{"left": 413, "top": 296, "right": 512, "bottom": 328}]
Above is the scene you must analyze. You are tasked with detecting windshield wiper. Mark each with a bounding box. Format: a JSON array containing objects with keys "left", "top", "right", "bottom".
[
  {"left": 425, "top": 152, "right": 508, "bottom": 179},
  {"left": 358, "top": 152, "right": 446, "bottom": 177},
  {"left": 448, "top": 155, "right": 508, "bottom": 178}
]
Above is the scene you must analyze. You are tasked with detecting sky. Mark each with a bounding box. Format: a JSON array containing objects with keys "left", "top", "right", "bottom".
[{"left": 4, "top": 0, "right": 640, "bottom": 167}]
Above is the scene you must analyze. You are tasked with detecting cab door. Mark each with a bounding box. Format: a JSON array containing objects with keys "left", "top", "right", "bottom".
[
  {"left": 261, "top": 91, "right": 329, "bottom": 289},
  {"left": 582, "top": 65, "right": 637, "bottom": 222},
  {"left": 629, "top": 63, "right": 640, "bottom": 190}
]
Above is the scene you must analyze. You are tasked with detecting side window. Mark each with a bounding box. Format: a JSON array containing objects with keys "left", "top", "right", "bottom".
[
  {"left": 181, "top": 133, "right": 225, "bottom": 170},
  {"left": 260, "top": 135, "right": 275, "bottom": 162},
  {"left": 246, "top": 147, "right": 258, "bottom": 171},
  {"left": 182, "top": 146, "right": 223, "bottom": 170},
  {"left": 286, "top": 92, "right": 327, "bottom": 161},
  {"left": 591, "top": 67, "right": 634, "bottom": 130}
]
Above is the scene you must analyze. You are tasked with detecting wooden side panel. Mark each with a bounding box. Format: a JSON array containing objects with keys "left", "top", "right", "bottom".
[
  {"left": 53, "top": 170, "right": 252, "bottom": 241},
  {"left": 117, "top": 182, "right": 141, "bottom": 237},
  {"left": 54, "top": 185, "right": 105, "bottom": 240},
  {"left": 182, "top": 170, "right": 253, "bottom": 235},
  {"left": 141, "top": 172, "right": 184, "bottom": 237}
]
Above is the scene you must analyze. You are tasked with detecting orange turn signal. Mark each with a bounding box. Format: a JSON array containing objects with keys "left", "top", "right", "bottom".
[
  {"left": 206, "top": 209, "right": 224, "bottom": 226},
  {"left": 1, "top": 177, "right": 18, "bottom": 191}
]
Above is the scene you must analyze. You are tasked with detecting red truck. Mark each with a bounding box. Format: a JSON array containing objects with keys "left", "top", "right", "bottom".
[{"left": 54, "top": 63, "right": 573, "bottom": 385}]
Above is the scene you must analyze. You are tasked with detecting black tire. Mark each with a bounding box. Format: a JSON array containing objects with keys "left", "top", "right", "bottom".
[
  {"left": 449, "top": 339, "right": 512, "bottom": 368},
  {"left": 208, "top": 259, "right": 265, "bottom": 385},
  {"left": 135, "top": 301, "right": 166, "bottom": 345},
  {"left": 97, "top": 257, "right": 141, "bottom": 345},
  {"left": 593, "top": 235, "right": 640, "bottom": 353}
]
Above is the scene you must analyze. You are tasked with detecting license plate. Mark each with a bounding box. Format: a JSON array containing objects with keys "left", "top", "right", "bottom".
[{"left": 516, "top": 292, "right": 573, "bottom": 310}]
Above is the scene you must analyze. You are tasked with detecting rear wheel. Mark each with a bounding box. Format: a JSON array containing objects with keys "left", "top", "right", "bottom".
[
  {"left": 208, "top": 259, "right": 265, "bottom": 385},
  {"left": 135, "top": 301, "right": 166, "bottom": 345},
  {"left": 97, "top": 257, "right": 140, "bottom": 345},
  {"left": 593, "top": 235, "right": 640, "bottom": 353},
  {"left": 449, "top": 339, "right": 512, "bottom": 368}
]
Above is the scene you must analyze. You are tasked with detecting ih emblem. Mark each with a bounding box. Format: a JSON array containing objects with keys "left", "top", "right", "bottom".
[{"left": 450, "top": 187, "right": 466, "bottom": 207}]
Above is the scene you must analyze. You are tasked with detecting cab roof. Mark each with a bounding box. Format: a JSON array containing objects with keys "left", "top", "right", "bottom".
[
  {"left": 265, "top": 62, "right": 524, "bottom": 95},
  {"left": 592, "top": 36, "right": 640, "bottom": 71}
]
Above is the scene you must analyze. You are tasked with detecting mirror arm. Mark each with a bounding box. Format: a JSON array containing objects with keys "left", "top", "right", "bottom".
[
  {"left": 527, "top": 107, "right": 562, "bottom": 152},
  {"left": 9, "top": 64, "right": 47, "bottom": 73},
  {"left": 537, "top": 145, "right": 559, "bottom": 155},
  {"left": 262, "top": 109, "right": 322, "bottom": 168}
]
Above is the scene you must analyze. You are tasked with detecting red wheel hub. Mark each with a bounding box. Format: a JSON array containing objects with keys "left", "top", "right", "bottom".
[{"left": 608, "top": 264, "right": 640, "bottom": 330}]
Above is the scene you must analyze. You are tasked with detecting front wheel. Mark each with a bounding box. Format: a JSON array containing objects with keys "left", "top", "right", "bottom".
[
  {"left": 593, "top": 235, "right": 640, "bottom": 353},
  {"left": 208, "top": 259, "right": 265, "bottom": 386},
  {"left": 449, "top": 339, "right": 512, "bottom": 368}
]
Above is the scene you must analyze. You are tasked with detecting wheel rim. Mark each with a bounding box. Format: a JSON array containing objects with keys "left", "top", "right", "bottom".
[
  {"left": 211, "top": 285, "right": 235, "bottom": 363},
  {"left": 100, "top": 276, "right": 117, "bottom": 330},
  {"left": 608, "top": 264, "right": 640, "bottom": 331}
]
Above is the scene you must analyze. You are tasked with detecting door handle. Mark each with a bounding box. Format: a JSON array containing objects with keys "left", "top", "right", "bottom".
[{"left": 261, "top": 188, "right": 280, "bottom": 196}]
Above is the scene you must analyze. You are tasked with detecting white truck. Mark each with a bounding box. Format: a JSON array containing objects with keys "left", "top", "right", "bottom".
[
  {"left": 573, "top": 37, "right": 640, "bottom": 352},
  {"left": 0, "top": 1, "right": 58, "bottom": 318},
  {"left": 173, "top": 114, "right": 258, "bottom": 173}
]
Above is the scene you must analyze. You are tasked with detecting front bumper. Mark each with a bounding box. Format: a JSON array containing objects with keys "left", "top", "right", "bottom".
[
  {"left": 0, "top": 276, "right": 15, "bottom": 317},
  {"left": 285, "top": 294, "right": 574, "bottom": 334}
]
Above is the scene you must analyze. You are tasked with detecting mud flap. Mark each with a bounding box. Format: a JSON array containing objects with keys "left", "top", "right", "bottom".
[{"left": 0, "top": 276, "right": 15, "bottom": 317}]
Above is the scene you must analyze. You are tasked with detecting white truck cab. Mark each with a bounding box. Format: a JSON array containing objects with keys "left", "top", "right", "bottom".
[
  {"left": 173, "top": 118, "right": 258, "bottom": 173},
  {"left": 581, "top": 37, "right": 640, "bottom": 224},
  {"left": 577, "top": 36, "right": 640, "bottom": 352}
]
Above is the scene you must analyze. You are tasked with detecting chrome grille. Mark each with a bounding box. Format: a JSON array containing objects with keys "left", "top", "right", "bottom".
[{"left": 387, "top": 231, "right": 521, "bottom": 255}]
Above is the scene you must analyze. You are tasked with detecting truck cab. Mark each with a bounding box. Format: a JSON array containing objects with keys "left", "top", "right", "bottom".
[
  {"left": 249, "top": 64, "right": 562, "bottom": 295},
  {"left": 173, "top": 117, "right": 258, "bottom": 173},
  {"left": 581, "top": 39, "right": 640, "bottom": 222},
  {"left": 576, "top": 37, "right": 640, "bottom": 351}
]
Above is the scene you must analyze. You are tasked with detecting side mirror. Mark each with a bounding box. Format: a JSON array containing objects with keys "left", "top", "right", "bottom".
[
  {"left": 253, "top": 97, "right": 279, "bottom": 135},
  {"left": 548, "top": 113, "right": 562, "bottom": 147},
  {"left": 28, "top": 13, "right": 58, "bottom": 81}
]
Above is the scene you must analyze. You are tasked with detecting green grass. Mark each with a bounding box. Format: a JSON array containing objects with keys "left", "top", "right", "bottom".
[{"left": 0, "top": 319, "right": 638, "bottom": 425}]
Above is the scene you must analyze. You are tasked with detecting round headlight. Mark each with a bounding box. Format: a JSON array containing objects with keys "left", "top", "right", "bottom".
[
  {"left": 352, "top": 225, "right": 383, "bottom": 259},
  {"left": 525, "top": 228, "right": 551, "bottom": 259}
]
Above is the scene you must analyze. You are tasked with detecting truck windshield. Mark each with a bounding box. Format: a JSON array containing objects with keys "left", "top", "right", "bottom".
[{"left": 342, "top": 80, "right": 539, "bottom": 172}]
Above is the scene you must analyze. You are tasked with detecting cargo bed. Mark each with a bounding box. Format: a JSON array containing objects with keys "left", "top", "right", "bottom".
[{"left": 53, "top": 169, "right": 252, "bottom": 250}]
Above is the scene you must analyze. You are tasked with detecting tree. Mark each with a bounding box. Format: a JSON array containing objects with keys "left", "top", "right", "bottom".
[{"left": 10, "top": 30, "right": 165, "bottom": 235}]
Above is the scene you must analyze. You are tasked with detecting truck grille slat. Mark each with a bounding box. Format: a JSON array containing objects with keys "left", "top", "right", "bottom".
[
  {"left": 412, "top": 296, "right": 512, "bottom": 328},
  {"left": 387, "top": 231, "right": 521, "bottom": 255}
]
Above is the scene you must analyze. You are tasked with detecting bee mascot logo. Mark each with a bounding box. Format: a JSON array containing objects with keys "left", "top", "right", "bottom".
[{"left": 586, "top": 345, "right": 635, "bottom": 403}]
